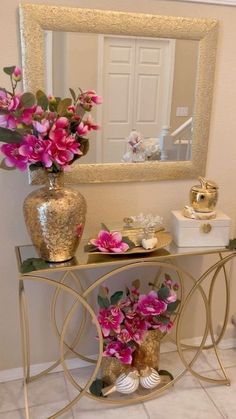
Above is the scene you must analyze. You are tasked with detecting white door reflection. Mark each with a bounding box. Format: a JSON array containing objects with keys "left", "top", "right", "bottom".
[{"left": 45, "top": 31, "right": 198, "bottom": 164}]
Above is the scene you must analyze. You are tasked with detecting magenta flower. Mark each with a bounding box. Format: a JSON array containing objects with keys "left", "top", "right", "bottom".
[
  {"left": 98, "top": 306, "right": 124, "bottom": 337},
  {"left": 32, "top": 119, "right": 50, "bottom": 136},
  {"left": 137, "top": 291, "right": 167, "bottom": 316},
  {"left": 90, "top": 230, "right": 129, "bottom": 253},
  {"left": 76, "top": 121, "right": 88, "bottom": 136},
  {"left": 166, "top": 290, "right": 177, "bottom": 303},
  {"left": 117, "top": 328, "right": 132, "bottom": 344},
  {"left": 12, "top": 67, "right": 22, "bottom": 81},
  {"left": 125, "top": 316, "right": 148, "bottom": 344},
  {"left": 19, "top": 134, "right": 49, "bottom": 164},
  {"left": 0, "top": 143, "right": 28, "bottom": 171},
  {"left": 150, "top": 317, "right": 174, "bottom": 333},
  {"left": 85, "top": 90, "right": 102, "bottom": 105},
  {"left": 103, "top": 341, "right": 133, "bottom": 365}
]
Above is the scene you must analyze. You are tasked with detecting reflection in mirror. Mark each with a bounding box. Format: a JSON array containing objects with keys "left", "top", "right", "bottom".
[
  {"left": 19, "top": 4, "right": 218, "bottom": 182},
  {"left": 47, "top": 31, "right": 199, "bottom": 164}
]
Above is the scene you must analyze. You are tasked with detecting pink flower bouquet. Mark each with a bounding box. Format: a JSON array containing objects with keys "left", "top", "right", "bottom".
[
  {"left": 97, "top": 275, "right": 180, "bottom": 365},
  {"left": 0, "top": 66, "right": 101, "bottom": 172}
]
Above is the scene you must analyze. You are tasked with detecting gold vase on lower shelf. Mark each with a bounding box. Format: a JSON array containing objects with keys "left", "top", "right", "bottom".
[
  {"left": 23, "top": 172, "right": 86, "bottom": 262},
  {"left": 101, "top": 329, "right": 162, "bottom": 385}
]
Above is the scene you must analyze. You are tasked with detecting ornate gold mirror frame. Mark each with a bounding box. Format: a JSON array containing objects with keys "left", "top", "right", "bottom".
[{"left": 19, "top": 4, "right": 218, "bottom": 184}]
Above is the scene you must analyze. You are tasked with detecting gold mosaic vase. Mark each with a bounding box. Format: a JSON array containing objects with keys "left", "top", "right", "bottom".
[
  {"left": 101, "top": 330, "right": 162, "bottom": 385},
  {"left": 23, "top": 172, "right": 87, "bottom": 262}
]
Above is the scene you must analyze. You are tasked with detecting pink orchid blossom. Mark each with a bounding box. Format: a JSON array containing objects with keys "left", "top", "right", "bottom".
[
  {"left": 117, "top": 328, "right": 132, "bottom": 344},
  {"left": 98, "top": 306, "right": 124, "bottom": 337},
  {"left": 103, "top": 341, "right": 133, "bottom": 365},
  {"left": 76, "top": 121, "right": 88, "bottom": 136},
  {"left": 0, "top": 143, "right": 28, "bottom": 171},
  {"left": 137, "top": 291, "right": 167, "bottom": 316},
  {"left": 83, "top": 114, "right": 100, "bottom": 131},
  {"left": 19, "top": 134, "right": 49, "bottom": 164},
  {"left": 125, "top": 316, "right": 148, "bottom": 344},
  {"left": 90, "top": 230, "right": 129, "bottom": 253},
  {"left": 85, "top": 90, "right": 102, "bottom": 105},
  {"left": 166, "top": 290, "right": 177, "bottom": 303},
  {"left": 32, "top": 119, "right": 50, "bottom": 136},
  {"left": 8, "top": 95, "right": 20, "bottom": 111}
]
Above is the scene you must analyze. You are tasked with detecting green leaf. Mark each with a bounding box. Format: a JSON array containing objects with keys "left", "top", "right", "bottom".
[
  {"left": 36, "top": 90, "right": 48, "bottom": 110},
  {"left": 227, "top": 239, "right": 236, "bottom": 250},
  {"left": 158, "top": 369, "right": 174, "bottom": 381},
  {"left": 75, "top": 103, "right": 86, "bottom": 118},
  {"left": 20, "top": 258, "right": 48, "bottom": 273},
  {"left": 84, "top": 243, "right": 97, "bottom": 252},
  {"left": 122, "top": 236, "right": 135, "bottom": 249},
  {"left": 20, "top": 92, "right": 36, "bottom": 108},
  {"left": 132, "top": 279, "right": 140, "bottom": 289},
  {"left": 89, "top": 379, "right": 106, "bottom": 397},
  {"left": 69, "top": 88, "right": 76, "bottom": 102},
  {"left": 101, "top": 223, "right": 110, "bottom": 232},
  {"left": 99, "top": 286, "right": 109, "bottom": 299},
  {"left": 3, "top": 66, "right": 15, "bottom": 75},
  {"left": 0, "top": 159, "right": 15, "bottom": 170},
  {"left": 167, "top": 299, "right": 181, "bottom": 312},
  {"left": 158, "top": 286, "right": 170, "bottom": 300},
  {"left": 57, "top": 98, "right": 72, "bottom": 116},
  {"left": 0, "top": 127, "right": 23, "bottom": 143},
  {"left": 77, "top": 136, "right": 89, "bottom": 156},
  {"left": 97, "top": 295, "right": 110, "bottom": 309},
  {"left": 110, "top": 291, "right": 123, "bottom": 305}
]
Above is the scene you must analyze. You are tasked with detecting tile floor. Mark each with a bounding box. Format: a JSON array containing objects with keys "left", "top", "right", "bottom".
[{"left": 0, "top": 347, "right": 236, "bottom": 419}]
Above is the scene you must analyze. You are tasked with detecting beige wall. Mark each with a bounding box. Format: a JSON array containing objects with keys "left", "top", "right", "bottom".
[
  {"left": 0, "top": 0, "right": 236, "bottom": 370},
  {"left": 170, "top": 39, "right": 198, "bottom": 131}
]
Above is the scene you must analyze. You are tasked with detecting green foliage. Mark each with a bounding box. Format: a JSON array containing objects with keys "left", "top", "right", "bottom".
[
  {"left": 36, "top": 90, "right": 49, "bottom": 110},
  {"left": 110, "top": 291, "right": 123, "bottom": 305},
  {"left": 89, "top": 379, "right": 107, "bottom": 397},
  {"left": 69, "top": 88, "right": 76, "bottom": 103},
  {"left": 167, "top": 299, "right": 181, "bottom": 312},
  {"left": 20, "top": 258, "right": 49, "bottom": 273},
  {"left": 158, "top": 286, "right": 170, "bottom": 300},
  {"left": 78, "top": 137, "right": 89, "bottom": 156},
  {"left": 100, "top": 223, "right": 109, "bottom": 232},
  {"left": 122, "top": 236, "right": 135, "bottom": 249},
  {"left": 97, "top": 295, "right": 110, "bottom": 309},
  {"left": 20, "top": 92, "right": 36, "bottom": 108},
  {"left": 0, "top": 127, "right": 23, "bottom": 143},
  {"left": 57, "top": 98, "right": 72, "bottom": 116},
  {"left": 227, "top": 239, "right": 236, "bottom": 250},
  {"left": 3, "top": 66, "right": 15, "bottom": 75},
  {"left": 84, "top": 243, "right": 97, "bottom": 252}
]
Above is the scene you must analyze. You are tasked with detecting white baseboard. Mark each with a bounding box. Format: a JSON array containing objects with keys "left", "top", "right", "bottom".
[{"left": 1, "top": 336, "right": 235, "bottom": 383}]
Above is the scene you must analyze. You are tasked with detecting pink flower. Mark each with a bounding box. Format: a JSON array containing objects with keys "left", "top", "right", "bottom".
[
  {"left": 12, "top": 67, "right": 22, "bottom": 81},
  {"left": 98, "top": 306, "right": 124, "bottom": 337},
  {"left": 76, "top": 121, "right": 88, "bottom": 136},
  {"left": 150, "top": 317, "right": 174, "bottom": 333},
  {"left": 103, "top": 341, "right": 133, "bottom": 365},
  {"left": 117, "top": 328, "right": 132, "bottom": 344},
  {"left": 85, "top": 90, "right": 102, "bottom": 105},
  {"left": 32, "top": 119, "right": 50, "bottom": 136},
  {"left": 166, "top": 290, "right": 177, "bottom": 303},
  {"left": 90, "top": 230, "right": 129, "bottom": 253},
  {"left": 0, "top": 143, "right": 28, "bottom": 171},
  {"left": 8, "top": 95, "right": 20, "bottom": 111},
  {"left": 47, "top": 134, "right": 82, "bottom": 167},
  {"left": 125, "top": 316, "right": 148, "bottom": 344},
  {"left": 19, "top": 134, "right": 49, "bottom": 164},
  {"left": 137, "top": 291, "right": 167, "bottom": 316},
  {"left": 83, "top": 114, "right": 100, "bottom": 131}
]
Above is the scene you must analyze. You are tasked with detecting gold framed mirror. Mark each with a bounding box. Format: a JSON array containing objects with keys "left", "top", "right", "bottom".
[{"left": 19, "top": 4, "right": 218, "bottom": 184}]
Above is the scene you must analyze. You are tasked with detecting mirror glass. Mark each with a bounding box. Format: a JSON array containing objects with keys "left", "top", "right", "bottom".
[
  {"left": 19, "top": 4, "right": 218, "bottom": 183},
  {"left": 46, "top": 31, "right": 199, "bottom": 164}
]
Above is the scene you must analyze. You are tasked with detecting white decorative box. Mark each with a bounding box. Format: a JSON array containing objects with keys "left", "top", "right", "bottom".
[{"left": 171, "top": 210, "right": 231, "bottom": 247}]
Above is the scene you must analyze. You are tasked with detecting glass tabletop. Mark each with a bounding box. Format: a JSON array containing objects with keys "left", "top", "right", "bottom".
[{"left": 15, "top": 235, "right": 231, "bottom": 275}]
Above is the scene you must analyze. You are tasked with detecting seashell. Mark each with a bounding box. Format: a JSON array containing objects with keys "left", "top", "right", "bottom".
[
  {"left": 102, "top": 370, "right": 139, "bottom": 396},
  {"left": 141, "top": 237, "right": 158, "bottom": 250},
  {"left": 140, "top": 367, "right": 161, "bottom": 389}
]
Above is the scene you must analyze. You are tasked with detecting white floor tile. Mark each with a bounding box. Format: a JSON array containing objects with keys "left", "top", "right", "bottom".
[
  {"left": 144, "top": 375, "right": 224, "bottom": 419},
  {"left": 200, "top": 365, "right": 236, "bottom": 418}
]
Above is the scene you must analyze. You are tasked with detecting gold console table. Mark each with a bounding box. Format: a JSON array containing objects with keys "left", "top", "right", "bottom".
[{"left": 16, "top": 239, "right": 236, "bottom": 418}]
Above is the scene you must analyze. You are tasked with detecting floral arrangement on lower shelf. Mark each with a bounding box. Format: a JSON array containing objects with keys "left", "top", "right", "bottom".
[{"left": 90, "top": 275, "right": 180, "bottom": 397}]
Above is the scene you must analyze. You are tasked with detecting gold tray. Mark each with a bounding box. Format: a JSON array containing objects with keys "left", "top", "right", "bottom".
[{"left": 88, "top": 231, "right": 172, "bottom": 255}]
